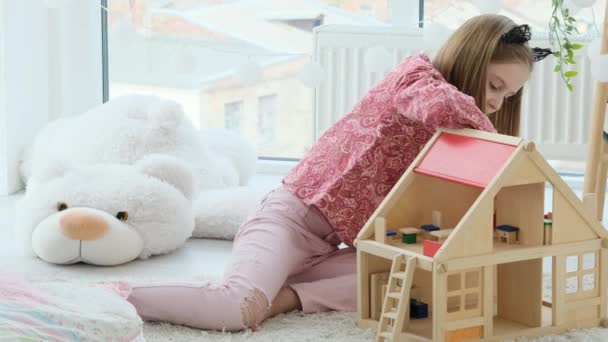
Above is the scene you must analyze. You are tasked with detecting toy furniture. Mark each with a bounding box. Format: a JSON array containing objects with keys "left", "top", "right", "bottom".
[
  {"left": 420, "top": 224, "right": 440, "bottom": 240},
  {"left": 410, "top": 299, "right": 429, "bottom": 319},
  {"left": 496, "top": 225, "right": 519, "bottom": 244},
  {"left": 387, "top": 230, "right": 399, "bottom": 241},
  {"left": 400, "top": 227, "right": 421, "bottom": 244},
  {"left": 355, "top": 129, "right": 607, "bottom": 342},
  {"left": 429, "top": 228, "right": 454, "bottom": 243},
  {"left": 583, "top": 3, "right": 608, "bottom": 220}
]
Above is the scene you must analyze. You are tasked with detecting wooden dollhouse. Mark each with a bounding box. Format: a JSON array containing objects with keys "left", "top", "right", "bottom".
[{"left": 354, "top": 128, "right": 608, "bottom": 342}]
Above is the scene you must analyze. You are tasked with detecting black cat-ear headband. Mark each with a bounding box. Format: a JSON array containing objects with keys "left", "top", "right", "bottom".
[{"left": 500, "top": 24, "right": 553, "bottom": 62}]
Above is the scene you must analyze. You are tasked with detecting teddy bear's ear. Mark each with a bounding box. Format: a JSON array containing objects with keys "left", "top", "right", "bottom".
[{"left": 136, "top": 155, "right": 195, "bottom": 200}]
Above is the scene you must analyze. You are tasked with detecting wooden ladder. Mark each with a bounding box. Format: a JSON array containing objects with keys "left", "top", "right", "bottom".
[{"left": 376, "top": 254, "right": 417, "bottom": 342}]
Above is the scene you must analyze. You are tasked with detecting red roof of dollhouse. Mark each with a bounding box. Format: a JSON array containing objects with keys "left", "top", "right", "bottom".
[{"left": 414, "top": 132, "right": 517, "bottom": 189}]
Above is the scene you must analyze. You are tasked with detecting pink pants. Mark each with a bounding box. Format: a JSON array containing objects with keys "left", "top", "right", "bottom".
[{"left": 126, "top": 187, "right": 356, "bottom": 331}]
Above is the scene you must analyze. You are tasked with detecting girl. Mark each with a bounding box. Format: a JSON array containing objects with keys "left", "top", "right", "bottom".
[{"left": 126, "top": 14, "right": 551, "bottom": 331}]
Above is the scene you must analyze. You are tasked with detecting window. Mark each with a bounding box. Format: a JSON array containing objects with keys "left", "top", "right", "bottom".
[
  {"left": 565, "top": 252, "right": 599, "bottom": 299},
  {"left": 446, "top": 269, "right": 482, "bottom": 318},
  {"left": 103, "top": 0, "right": 417, "bottom": 160},
  {"left": 224, "top": 101, "right": 243, "bottom": 132},
  {"left": 257, "top": 94, "right": 276, "bottom": 150}
]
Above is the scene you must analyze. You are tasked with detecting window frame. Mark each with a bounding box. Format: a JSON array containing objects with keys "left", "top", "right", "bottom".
[{"left": 565, "top": 252, "right": 599, "bottom": 300}]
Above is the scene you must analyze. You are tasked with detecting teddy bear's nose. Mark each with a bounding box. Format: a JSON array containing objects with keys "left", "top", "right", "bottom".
[{"left": 60, "top": 211, "right": 109, "bottom": 241}]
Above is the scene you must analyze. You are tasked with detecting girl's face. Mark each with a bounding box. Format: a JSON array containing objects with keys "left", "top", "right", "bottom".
[{"left": 484, "top": 62, "right": 531, "bottom": 114}]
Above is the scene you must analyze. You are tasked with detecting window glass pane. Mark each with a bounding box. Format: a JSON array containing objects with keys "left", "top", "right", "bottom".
[
  {"left": 464, "top": 292, "right": 478, "bottom": 310},
  {"left": 465, "top": 271, "right": 479, "bottom": 289},
  {"left": 447, "top": 295, "right": 461, "bottom": 313},
  {"left": 566, "top": 255, "right": 579, "bottom": 273},
  {"left": 566, "top": 276, "right": 578, "bottom": 294},
  {"left": 582, "top": 273, "right": 595, "bottom": 292},
  {"left": 583, "top": 252, "right": 596, "bottom": 270},
  {"left": 106, "top": 0, "right": 394, "bottom": 159},
  {"left": 423, "top": 0, "right": 606, "bottom": 34},
  {"left": 448, "top": 273, "right": 461, "bottom": 292},
  {"left": 224, "top": 100, "right": 243, "bottom": 132},
  {"left": 257, "top": 94, "right": 276, "bottom": 152}
]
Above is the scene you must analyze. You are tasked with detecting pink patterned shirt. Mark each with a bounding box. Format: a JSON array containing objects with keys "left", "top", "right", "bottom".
[{"left": 282, "top": 54, "right": 496, "bottom": 246}]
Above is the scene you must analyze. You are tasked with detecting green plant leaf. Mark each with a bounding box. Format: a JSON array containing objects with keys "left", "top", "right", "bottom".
[
  {"left": 572, "top": 43, "right": 583, "bottom": 50},
  {"left": 567, "top": 83, "right": 574, "bottom": 92},
  {"left": 565, "top": 71, "right": 578, "bottom": 77},
  {"left": 554, "top": 65, "right": 561, "bottom": 72}
]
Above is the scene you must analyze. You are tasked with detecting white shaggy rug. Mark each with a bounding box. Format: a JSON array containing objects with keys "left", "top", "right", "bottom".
[{"left": 1, "top": 238, "right": 607, "bottom": 342}]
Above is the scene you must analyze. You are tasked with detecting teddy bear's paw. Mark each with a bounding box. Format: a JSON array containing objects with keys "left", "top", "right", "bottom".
[{"left": 192, "top": 187, "right": 265, "bottom": 240}]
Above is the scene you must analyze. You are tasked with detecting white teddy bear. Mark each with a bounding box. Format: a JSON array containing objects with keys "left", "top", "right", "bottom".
[
  {"left": 16, "top": 155, "right": 195, "bottom": 266},
  {"left": 21, "top": 94, "right": 256, "bottom": 192},
  {"left": 16, "top": 94, "right": 263, "bottom": 265}
]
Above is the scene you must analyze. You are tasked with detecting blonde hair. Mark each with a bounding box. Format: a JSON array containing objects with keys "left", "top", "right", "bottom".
[{"left": 433, "top": 15, "right": 534, "bottom": 137}]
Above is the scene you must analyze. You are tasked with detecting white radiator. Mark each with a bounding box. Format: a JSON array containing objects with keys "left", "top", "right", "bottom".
[{"left": 313, "top": 25, "right": 596, "bottom": 161}]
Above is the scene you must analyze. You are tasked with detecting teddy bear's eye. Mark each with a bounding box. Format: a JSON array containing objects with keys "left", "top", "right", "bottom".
[
  {"left": 57, "top": 202, "right": 68, "bottom": 211},
  {"left": 116, "top": 211, "right": 129, "bottom": 221}
]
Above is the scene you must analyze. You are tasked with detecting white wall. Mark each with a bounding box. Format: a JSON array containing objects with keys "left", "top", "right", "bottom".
[{"left": 0, "top": 0, "right": 102, "bottom": 195}]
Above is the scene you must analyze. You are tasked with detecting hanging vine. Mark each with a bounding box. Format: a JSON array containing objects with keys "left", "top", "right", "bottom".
[{"left": 549, "top": 0, "right": 584, "bottom": 91}]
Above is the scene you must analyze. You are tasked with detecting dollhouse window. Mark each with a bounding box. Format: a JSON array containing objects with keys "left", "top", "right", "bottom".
[
  {"left": 446, "top": 269, "right": 482, "bottom": 318},
  {"left": 565, "top": 252, "right": 598, "bottom": 299}
]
